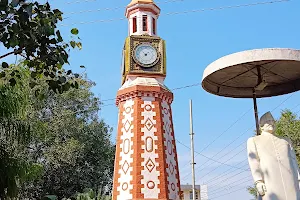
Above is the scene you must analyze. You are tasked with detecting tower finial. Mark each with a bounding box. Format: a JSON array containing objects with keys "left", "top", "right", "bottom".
[{"left": 127, "top": 0, "right": 155, "bottom": 7}]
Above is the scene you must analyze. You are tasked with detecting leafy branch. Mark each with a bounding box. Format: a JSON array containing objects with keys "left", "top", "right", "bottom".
[{"left": 0, "top": 0, "right": 85, "bottom": 93}]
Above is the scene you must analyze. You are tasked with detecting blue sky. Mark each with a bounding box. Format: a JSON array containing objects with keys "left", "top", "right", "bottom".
[{"left": 3, "top": 0, "right": 300, "bottom": 199}]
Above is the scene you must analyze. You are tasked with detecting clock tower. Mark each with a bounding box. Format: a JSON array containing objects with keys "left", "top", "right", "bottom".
[{"left": 112, "top": 0, "right": 181, "bottom": 199}]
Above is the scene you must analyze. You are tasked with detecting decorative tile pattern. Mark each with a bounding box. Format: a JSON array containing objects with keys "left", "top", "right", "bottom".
[
  {"left": 117, "top": 99, "right": 134, "bottom": 200},
  {"left": 141, "top": 97, "right": 160, "bottom": 198},
  {"left": 162, "top": 100, "right": 180, "bottom": 200}
]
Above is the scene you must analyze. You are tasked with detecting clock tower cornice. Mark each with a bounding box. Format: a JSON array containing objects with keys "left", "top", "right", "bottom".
[
  {"left": 125, "top": 4, "right": 160, "bottom": 18},
  {"left": 125, "top": 3, "right": 160, "bottom": 18}
]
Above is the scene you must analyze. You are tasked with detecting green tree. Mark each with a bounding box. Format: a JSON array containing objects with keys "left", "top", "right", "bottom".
[
  {"left": 18, "top": 72, "right": 115, "bottom": 199},
  {"left": 247, "top": 185, "right": 258, "bottom": 200},
  {"left": 0, "top": 0, "right": 83, "bottom": 92},
  {"left": 0, "top": 65, "right": 34, "bottom": 199},
  {"left": 275, "top": 109, "right": 300, "bottom": 164},
  {"left": 0, "top": 62, "right": 115, "bottom": 199}
]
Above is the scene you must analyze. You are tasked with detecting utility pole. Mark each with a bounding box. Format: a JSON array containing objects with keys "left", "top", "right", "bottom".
[{"left": 189, "top": 99, "right": 196, "bottom": 200}]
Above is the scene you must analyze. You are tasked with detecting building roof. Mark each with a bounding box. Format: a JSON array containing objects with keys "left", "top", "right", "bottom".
[
  {"left": 180, "top": 185, "right": 201, "bottom": 191},
  {"left": 127, "top": 0, "right": 155, "bottom": 7}
]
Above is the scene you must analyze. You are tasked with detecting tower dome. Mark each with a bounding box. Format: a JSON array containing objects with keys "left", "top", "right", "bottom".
[{"left": 125, "top": 0, "right": 160, "bottom": 36}]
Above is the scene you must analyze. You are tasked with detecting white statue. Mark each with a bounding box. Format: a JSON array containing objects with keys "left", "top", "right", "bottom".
[{"left": 247, "top": 111, "right": 300, "bottom": 200}]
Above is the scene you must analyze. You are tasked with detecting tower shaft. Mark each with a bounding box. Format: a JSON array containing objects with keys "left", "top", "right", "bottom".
[{"left": 112, "top": 78, "right": 181, "bottom": 200}]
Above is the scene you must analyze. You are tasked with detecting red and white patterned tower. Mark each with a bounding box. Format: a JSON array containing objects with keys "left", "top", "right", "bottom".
[{"left": 112, "top": 1, "right": 181, "bottom": 199}]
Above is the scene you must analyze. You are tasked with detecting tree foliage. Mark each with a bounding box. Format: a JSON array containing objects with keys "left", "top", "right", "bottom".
[
  {"left": 247, "top": 185, "right": 258, "bottom": 199},
  {"left": 0, "top": 0, "right": 83, "bottom": 93},
  {"left": 0, "top": 65, "right": 34, "bottom": 199},
  {"left": 7, "top": 65, "right": 115, "bottom": 199},
  {"left": 0, "top": 1, "right": 114, "bottom": 198},
  {"left": 275, "top": 109, "right": 300, "bottom": 165}
]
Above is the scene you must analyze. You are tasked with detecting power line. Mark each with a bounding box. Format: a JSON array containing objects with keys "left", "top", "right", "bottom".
[
  {"left": 38, "top": 82, "right": 200, "bottom": 120},
  {"left": 198, "top": 93, "right": 294, "bottom": 182},
  {"left": 205, "top": 101, "right": 300, "bottom": 188},
  {"left": 204, "top": 101, "right": 300, "bottom": 185},
  {"left": 205, "top": 103, "right": 300, "bottom": 198},
  {"left": 200, "top": 148, "right": 247, "bottom": 182},
  {"left": 179, "top": 107, "right": 253, "bottom": 179},
  {"left": 179, "top": 92, "right": 294, "bottom": 186},
  {"left": 209, "top": 178, "right": 252, "bottom": 196},
  {"left": 203, "top": 161, "right": 249, "bottom": 185},
  {"left": 59, "top": 0, "right": 290, "bottom": 26},
  {"left": 198, "top": 108, "right": 252, "bottom": 154},
  {"left": 194, "top": 142, "right": 247, "bottom": 174},
  {"left": 66, "top": 0, "right": 96, "bottom": 4},
  {"left": 209, "top": 179, "right": 253, "bottom": 198},
  {"left": 208, "top": 169, "right": 249, "bottom": 189},
  {"left": 209, "top": 174, "right": 252, "bottom": 193},
  {"left": 176, "top": 140, "right": 250, "bottom": 172},
  {"left": 180, "top": 130, "right": 250, "bottom": 181},
  {"left": 185, "top": 140, "right": 248, "bottom": 181},
  {"left": 96, "top": 82, "right": 200, "bottom": 103},
  {"left": 209, "top": 186, "right": 249, "bottom": 200},
  {"left": 64, "top": 0, "right": 184, "bottom": 15}
]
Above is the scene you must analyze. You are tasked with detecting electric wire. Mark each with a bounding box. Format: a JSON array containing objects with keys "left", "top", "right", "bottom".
[
  {"left": 208, "top": 179, "right": 253, "bottom": 199},
  {"left": 198, "top": 142, "right": 247, "bottom": 172},
  {"left": 200, "top": 148, "right": 247, "bottom": 181},
  {"left": 181, "top": 130, "right": 251, "bottom": 181},
  {"left": 178, "top": 93, "right": 295, "bottom": 191},
  {"left": 66, "top": 0, "right": 96, "bottom": 4},
  {"left": 194, "top": 93, "right": 294, "bottom": 183},
  {"left": 59, "top": 0, "right": 290, "bottom": 26},
  {"left": 38, "top": 81, "right": 200, "bottom": 120},
  {"left": 179, "top": 108, "right": 253, "bottom": 180},
  {"left": 202, "top": 96, "right": 300, "bottom": 185},
  {"left": 204, "top": 161, "right": 249, "bottom": 185},
  {"left": 65, "top": 0, "right": 184, "bottom": 15},
  {"left": 176, "top": 140, "right": 251, "bottom": 172},
  {"left": 209, "top": 178, "right": 253, "bottom": 196},
  {"left": 209, "top": 186, "right": 250, "bottom": 200},
  {"left": 206, "top": 97, "right": 298, "bottom": 188},
  {"left": 206, "top": 103, "right": 300, "bottom": 198},
  {"left": 208, "top": 169, "right": 249, "bottom": 189},
  {"left": 94, "top": 82, "right": 200, "bottom": 103},
  {"left": 198, "top": 108, "right": 252, "bottom": 154}
]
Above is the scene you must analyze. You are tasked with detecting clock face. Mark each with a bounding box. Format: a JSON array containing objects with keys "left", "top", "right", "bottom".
[{"left": 134, "top": 44, "right": 159, "bottom": 67}]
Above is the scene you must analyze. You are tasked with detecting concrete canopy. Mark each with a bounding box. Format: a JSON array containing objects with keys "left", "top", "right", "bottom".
[{"left": 202, "top": 48, "right": 300, "bottom": 98}]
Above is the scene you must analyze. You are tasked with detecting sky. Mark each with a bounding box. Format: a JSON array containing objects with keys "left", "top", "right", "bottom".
[{"left": 3, "top": 0, "right": 300, "bottom": 199}]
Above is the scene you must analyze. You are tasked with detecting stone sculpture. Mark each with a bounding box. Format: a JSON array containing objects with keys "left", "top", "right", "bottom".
[{"left": 247, "top": 111, "right": 300, "bottom": 200}]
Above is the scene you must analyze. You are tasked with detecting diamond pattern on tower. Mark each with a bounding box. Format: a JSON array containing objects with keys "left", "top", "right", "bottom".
[
  {"left": 169, "top": 161, "right": 175, "bottom": 175},
  {"left": 145, "top": 118, "right": 154, "bottom": 131},
  {"left": 122, "top": 160, "right": 130, "bottom": 174},
  {"left": 145, "top": 158, "right": 155, "bottom": 172},
  {"left": 124, "top": 120, "right": 131, "bottom": 132}
]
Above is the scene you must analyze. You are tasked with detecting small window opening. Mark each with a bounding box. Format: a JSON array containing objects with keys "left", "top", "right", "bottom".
[
  {"left": 189, "top": 191, "right": 199, "bottom": 200},
  {"left": 133, "top": 17, "right": 137, "bottom": 33},
  {"left": 152, "top": 17, "right": 156, "bottom": 34},
  {"left": 142, "top": 15, "right": 148, "bottom": 31}
]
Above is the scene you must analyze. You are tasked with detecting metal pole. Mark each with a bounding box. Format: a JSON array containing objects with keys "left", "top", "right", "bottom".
[
  {"left": 189, "top": 99, "right": 196, "bottom": 200},
  {"left": 253, "top": 90, "right": 260, "bottom": 136},
  {"left": 254, "top": 66, "right": 262, "bottom": 136}
]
